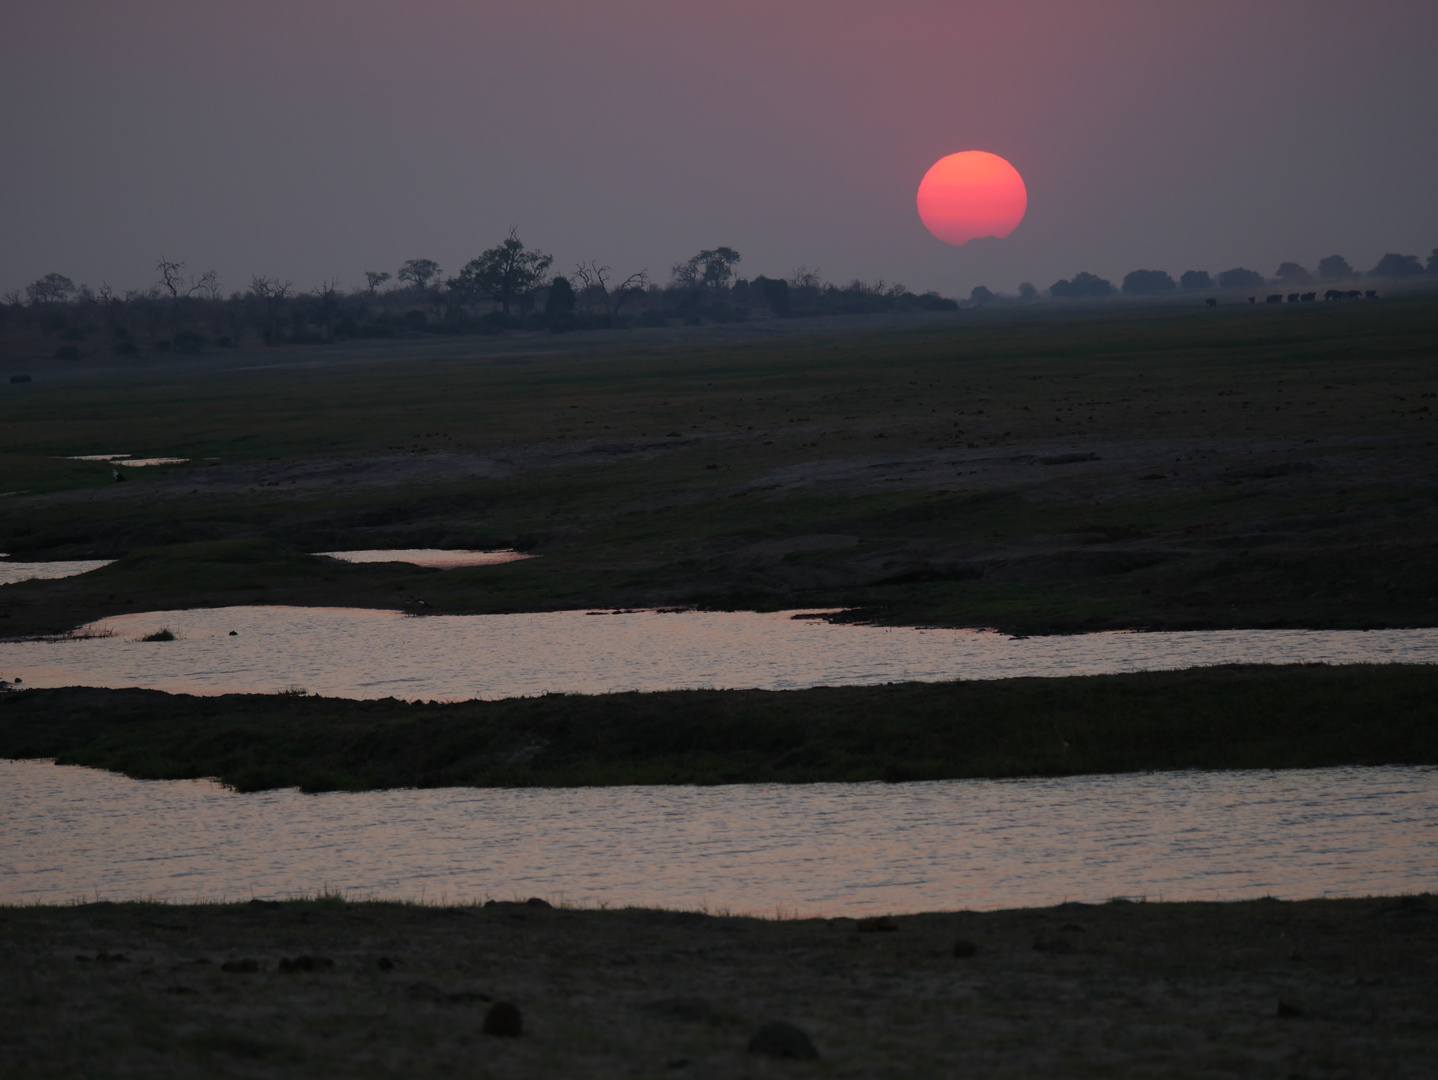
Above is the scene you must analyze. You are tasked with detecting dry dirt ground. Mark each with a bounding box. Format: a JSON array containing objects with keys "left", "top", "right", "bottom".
[{"left": 3, "top": 895, "right": 1435, "bottom": 1078}]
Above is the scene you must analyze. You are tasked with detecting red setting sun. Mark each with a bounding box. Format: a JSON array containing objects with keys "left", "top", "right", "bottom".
[{"left": 916, "top": 151, "right": 1027, "bottom": 247}]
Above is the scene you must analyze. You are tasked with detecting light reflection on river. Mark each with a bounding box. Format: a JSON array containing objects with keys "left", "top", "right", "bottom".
[
  {"left": 2, "top": 761, "right": 1433, "bottom": 913},
  {"left": 2, "top": 606, "right": 1437, "bottom": 700}
]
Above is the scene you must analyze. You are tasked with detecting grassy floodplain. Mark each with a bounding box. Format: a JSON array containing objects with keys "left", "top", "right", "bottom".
[
  {"left": 4, "top": 298, "right": 1438, "bottom": 1078},
  {"left": 2, "top": 293, "right": 1436, "bottom": 637},
  {"left": 3, "top": 894, "right": 1436, "bottom": 1078}
]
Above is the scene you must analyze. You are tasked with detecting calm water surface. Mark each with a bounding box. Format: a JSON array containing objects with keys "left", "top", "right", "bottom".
[
  {"left": 1, "top": 605, "right": 1435, "bottom": 699},
  {"left": 315, "top": 548, "right": 531, "bottom": 568},
  {"left": 3, "top": 760, "right": 1433, "bottom": 913},
  {"left": 0, "top": 558, "right": 113, "bottom": 586}
]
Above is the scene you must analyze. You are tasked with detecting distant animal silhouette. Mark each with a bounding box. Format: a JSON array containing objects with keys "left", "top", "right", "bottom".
[
  {"left": 1300, "top": 292, "right": 1316, "bottom": 302},
  {"left": 1365, "top": 290, "right": 1378, "bottom": 299},
  {"left": 1287, "top": 293, "right": 1300, "bottom": 303},
  {"left": 1266, "top": 294, "right": 1282, "bottom": 304},
  {"left": 1248, "top": 296, "right": 1256, "bottom": 304},
  {"left": 1345, "top": 290, "right": 1361, "bottom": 299},
  {"left": 1205, "top": 298, "right": 1218, "bottom": 307},
  {"left": 1324, "top": 289, "right": 1342, "bottom": 301}
]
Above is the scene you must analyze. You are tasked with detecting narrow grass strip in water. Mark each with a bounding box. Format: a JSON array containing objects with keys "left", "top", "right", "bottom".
[{"left": 2, "top": 662, "right": 1435, "bottom": 792}]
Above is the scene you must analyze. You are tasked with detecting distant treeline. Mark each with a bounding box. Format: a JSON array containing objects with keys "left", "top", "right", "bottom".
[
  {"left": 1, "top": 235, "right": 957, "bottom": 359},
  {"left": 8, "top": 236, "right": 1437, "bottom": 360},
  {"left": 972, "top": 249, "right": 1438, "bottom": 305}
]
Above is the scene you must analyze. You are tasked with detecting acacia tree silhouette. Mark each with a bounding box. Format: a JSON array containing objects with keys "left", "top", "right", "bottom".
[{"left": 452, "top": 230, "right": 553, "bottom": 315}]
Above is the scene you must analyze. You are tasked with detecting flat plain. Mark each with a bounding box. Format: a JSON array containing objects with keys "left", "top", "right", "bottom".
[
  {"left": 3, "top": 293, "right": 1436, "bottom": 637},
  {"left": 2, "top": 894, "right": 1436, "bottom": 1079},
  {"left": 4, "top": 297, "right": 1437, "bottom": 1078}
]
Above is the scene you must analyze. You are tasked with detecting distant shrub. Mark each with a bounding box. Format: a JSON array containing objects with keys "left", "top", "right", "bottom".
[
  {"left": 1274, "top": 261, "right": 1312, "bottom": 285},
  {"left": 52, "top": 344, "right": 81, "bottom": 360},
  {"left": 1369, "top": 253, "right": 1425, "bottom": 279},
  {"left": 915, "top": 291, "right": 959, "bottom": 311},
  {"left": 478, "top": 310, "right": 517, "bottom": 334},
  {"left": 544, "top": 276, "right": 576, "bottom": 318},
  {"left": 140, "top": 628, "right": 175, "bottom": 642},
  {"left": 174, "top": 329, "right": 205, "bottom": 354},
  {"left": 755, "top": 276, "right": 791, "bottom": 317},
  {"left": 1121, "top": 269, "right": 1176, "bottom": 296},
  {"left": 970, "top": 285, "right": 996, "bottom": 304},
  {"left": 1180, "top": 270, "right": 1211, "bottom": 290},
  {"left": 639, "top": 309, "right": 668, "bottom": 327},
  {"left": 1318, "top": 255, "right": 1354, "bottom": 280},
  {"left": 1216, "top": 267, "right": 1265, "bottom": 290},
  {"left": 1050, "top": 272, "right": 1115, "bottom": 299},
  {"left": 61, "top": 327, "right": 85, "bottom": 342},
  {"left": 404, "top": 310, "right": 429, "bottom": 332},
  {"left": 111, "top": 341, "right": 138, "bottom": 356}
]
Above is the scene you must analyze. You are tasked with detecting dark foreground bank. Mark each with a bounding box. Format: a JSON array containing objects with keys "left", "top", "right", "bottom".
[
  {"left": 2, "top": 894, "right": 1435, "bottom": 1078},
  {"left": 3, "top": 663, "right": 1436, "bottom": 792}
]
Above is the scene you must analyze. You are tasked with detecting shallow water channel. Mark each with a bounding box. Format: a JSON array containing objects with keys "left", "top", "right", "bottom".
[
  {"left": 2, "top": 605, "right": 1436, "bottom": 699},
  {"left": 3, "top": 760, "right": 1433, "bottom": 913},
  {"left": 0, "top": 558, "right": 115, "bottom": 586}
]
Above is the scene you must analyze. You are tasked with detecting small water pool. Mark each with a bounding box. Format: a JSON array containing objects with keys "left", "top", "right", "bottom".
[{"left": 315, "top": 548, "right": 531, "bottom": 568}]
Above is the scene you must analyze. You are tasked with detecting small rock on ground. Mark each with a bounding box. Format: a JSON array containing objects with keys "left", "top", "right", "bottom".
[
  {"left": 748, "top": 1021, "right": 819, "bottom": 1059},
  {"left": 484, "top": 1001, "right": 523, "bottom": 1037}
]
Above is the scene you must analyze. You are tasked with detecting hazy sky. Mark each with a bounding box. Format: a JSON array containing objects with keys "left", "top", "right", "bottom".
[{"left": 3, "top": 0, "right": 1435, "bottom": 299}]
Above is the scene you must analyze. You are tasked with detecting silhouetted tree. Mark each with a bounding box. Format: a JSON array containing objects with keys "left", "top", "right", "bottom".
[
  {"left": 671, "top": 247, "right": 742, "bottom": 296},
  {"left": 1017, "top": 282, "right": 1038, "bottom": 301},
  {"left": 1217, "top": 267, "right": 1265, "bottom": 290},
  {"left": 1050, "top": 272, "right": 1114, "bottom": 299},
  {"left": 1121, "top": 269, "right": 1177, "bottom": 296},
  {"left": 91, "top": 283, "right": 133, "bottom": 343},
  {"left": 250, "top": 274, "right": 292, "bottom": 345},
  {"left": 313, "top": 278, "right": 342, "bottom": 341},
  {"left": 1427, "top": 249, "right": 1438, "bottom": 274},
  {"left": 970, "top": 285, "right": 996, "bottom": 304},
  {"left": 25, "top": 272, "right": 76, "bottom": 305},
  {"left": 156, "top": 257, "right": 218, "bottom": 348},
  {"left": 1179, "top": 270, "right": 1211, "bottom": 291},
  {"left": 451, "top": 231, "right": 553, "bottom": 316},
  {"left": 1318, "top": 255, "right": 1354, "bottom": 281},
  {"left": 364, "top": 271, "right": 391, "bottom": 293},
  {"left": 1369, "top": 253, "right": 1424, "bottom": 279},
  {"left": 1274, "top": 262, "right": 1312, "bottom": 285},
  {"left": 398, "top": 259, "right": 441, "bottom": 291},
  {"left": 572, "top": 261, "right": 649, "bottom": 319}
]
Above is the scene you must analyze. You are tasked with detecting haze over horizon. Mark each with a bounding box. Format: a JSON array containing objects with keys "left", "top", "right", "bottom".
[{"left": 3, "top": 0, "right": 1435, "bottom": 299}]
